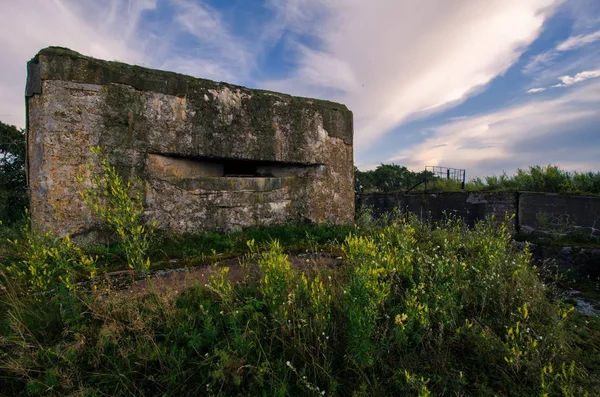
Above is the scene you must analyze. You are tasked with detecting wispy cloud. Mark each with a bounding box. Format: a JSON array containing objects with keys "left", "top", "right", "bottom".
[
  {"left": 523, "top": 17, "right": 600, "bottom": 75},
  {"left": 262, "top": 0, "right": 560, "bottom": 147},
  {"left": 556, "top": 29, "right": 600, "bottom": 50},
  {"left": 0, "top": 0, "right": 156, "bottom": 127},
  {"left": 528, "top": 68, "right": 600, "bottom": 92},
  {"left": 0, "top": 0, "right": 254, "bottom": 127},
  {"left": 390, "top": 79, "right": 600, "bottom": 176},
  {"left": 522, "top": 51, "right": 560, "bottom": 74},
  {"left": 166, "top": 0, "right": 253, "bottom": 82}
]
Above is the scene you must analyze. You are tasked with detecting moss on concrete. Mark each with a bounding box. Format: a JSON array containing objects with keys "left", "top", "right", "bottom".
[{"left": 31, "top": 46, "right": 353, "bottom": 147}]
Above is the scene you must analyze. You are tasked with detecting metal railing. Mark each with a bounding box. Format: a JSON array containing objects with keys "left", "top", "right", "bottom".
[{"left": 424, "top": 166, "right": 466, "bottom": 190}]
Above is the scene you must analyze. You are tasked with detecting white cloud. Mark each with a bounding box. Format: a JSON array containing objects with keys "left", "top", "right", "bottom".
[
  {"left": 0, "top": 0, "right": 155, "bottom": 127},
  {"left": 263, "top": 0, "right": 560, "bottom": 148},
  {"left": 389, "top": 79, "right": 600, "bottom": 177},
  {"left": 556, "top": 29, "right": 600, "bottom": 51},
  {"left": 556, "top": 69, "right": 600, "bottom": 85},
  {"left": 0, "top": 0, "right": 251, "bottom": 128},
  {"left": 528, "top": 68, "right": 600, "bottom": 92}
]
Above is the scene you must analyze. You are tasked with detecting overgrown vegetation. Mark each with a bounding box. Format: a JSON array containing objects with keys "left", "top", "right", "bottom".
[
  {"left": 1, "top": 154, "right": 598, "bottom": 395},
  {"left": 356, "top": 163, "right": 600, "bottom": 195},
  {"left": 78, "top": 146, "right": 155, "bottom": 272},
  {"left": 2, "top": 212, "right": 597, "bottom": 395},
  {"left": 469, "top": 165, "right": 600, "bottom": 195}
]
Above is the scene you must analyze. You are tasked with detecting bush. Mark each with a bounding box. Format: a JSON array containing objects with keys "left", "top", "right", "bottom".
[
  {"left": 2, "top": 146, "right": 157, "bottom": 298},
  {"left": 4, "top": 217, "right": 97, "bottom": 296}
]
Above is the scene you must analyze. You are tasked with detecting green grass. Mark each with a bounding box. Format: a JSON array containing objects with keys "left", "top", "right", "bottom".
[
  {"left": 1, "top": 214, "right": 598, "bottom": 396},
  {"left": 153, "top": 223, "right": 353, "bottom": 259},
  {"left": 565, "top": 313, "right": 600, "bottom": 392},
  {"left": 76, "top": 222, "right": 354, "bottom": 273}
]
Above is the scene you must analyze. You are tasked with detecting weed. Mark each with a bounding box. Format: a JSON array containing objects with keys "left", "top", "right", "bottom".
[
  {"left": 78, "top": 146, "right": 155, "bottom": 272},
  {"left": 4, "top": 212, "right": 97, "bottom": 296},
  {"left": 0, "top": 200, "right": 598, "bottom": 395}
]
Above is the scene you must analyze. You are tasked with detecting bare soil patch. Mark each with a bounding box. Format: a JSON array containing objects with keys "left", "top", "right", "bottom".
[{"left": 103, "top": 251, "right": 343, "bottom": 299}]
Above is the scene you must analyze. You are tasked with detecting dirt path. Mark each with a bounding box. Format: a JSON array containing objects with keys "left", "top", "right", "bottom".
[{"left": 103, "top": 252, "right": 343, "bottom": 298}]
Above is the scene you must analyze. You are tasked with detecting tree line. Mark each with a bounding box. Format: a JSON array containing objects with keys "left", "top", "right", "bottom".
[{"left": 356, "top": 163, "right": 600, "bottom": 195}]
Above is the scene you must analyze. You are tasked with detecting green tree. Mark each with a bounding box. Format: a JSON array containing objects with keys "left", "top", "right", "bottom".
[
  {"left": 0, "top": 121, "right": 27, "bottom": 224},
  {"left": 372, "top": 163, "right": 413, "bottom": 192},
  {"left": 354, "top": 166, "right": 374, "bottom": 195},
  {"left": 355, "top": 164, "right": 435, "bottom": 194}
]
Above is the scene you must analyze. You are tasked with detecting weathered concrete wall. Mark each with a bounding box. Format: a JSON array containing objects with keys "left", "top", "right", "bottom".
[
  {"left": 526, "top": 244, "right": 600, "bottom": 278},
  {"left": 26, "top": 47, "right": 354, "bottom": 238},
  {"left": 362, "top": 191, "right": 600, "bottom": 237},
  {"left": 361, "top": 191, "right": 518, "bottom": 227},
  {"left": 519, "top": 193, "right": 600, "bottom": 237}
]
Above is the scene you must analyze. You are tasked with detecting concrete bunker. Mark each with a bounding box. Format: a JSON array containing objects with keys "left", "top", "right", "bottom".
[{"left": 26, "top": 47, "right": 354, "bottom": 238}]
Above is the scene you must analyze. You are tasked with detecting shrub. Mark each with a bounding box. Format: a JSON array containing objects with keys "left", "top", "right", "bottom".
[
  {"left": 78, "top": 146, "right": 155, "bottom": 272},
  {"left": 3, "top": 213, "right": 97, "bottom": 297},
  {"left": 468, "top": 165, "right": 600, "bottom": 195}
]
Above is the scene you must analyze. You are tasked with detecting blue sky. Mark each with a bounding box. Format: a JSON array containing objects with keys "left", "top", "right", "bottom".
[{"left": 1, "top": 0, "right": 599, "bottom": 179}]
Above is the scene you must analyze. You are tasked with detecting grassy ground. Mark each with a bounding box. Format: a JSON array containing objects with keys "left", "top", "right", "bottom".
[
  {"left": 81, "top": 223, "right": 353, "bottom": 273},
  {"left": 1, "top": 214, "right": 599, "bottom": 396}
]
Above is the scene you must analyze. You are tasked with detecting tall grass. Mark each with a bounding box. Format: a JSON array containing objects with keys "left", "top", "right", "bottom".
[{"left": 0, "top": 213, "right": 594, "bottom": 396}]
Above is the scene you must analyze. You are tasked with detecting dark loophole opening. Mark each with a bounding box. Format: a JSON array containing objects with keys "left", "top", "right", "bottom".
[{"left": 223, "top": 160, "right": 259, "bottom": 177}]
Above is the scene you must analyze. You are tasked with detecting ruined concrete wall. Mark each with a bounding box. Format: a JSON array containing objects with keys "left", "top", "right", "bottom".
[
  {"left": 26, "top": 47, "right": 354, "bottom": 238},
  {"left": 361, "top": 191, "right": 518, "bottom": 227},
  {"left": 362, "top": 190, "right": 600, "bottom": 237},
  {"left": 519, "top": 193, "right": 600, "bottom": 237}
]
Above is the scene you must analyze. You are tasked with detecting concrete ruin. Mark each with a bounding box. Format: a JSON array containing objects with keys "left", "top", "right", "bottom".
[{"left": 26, "top": 47, "right": 354, "bottom": 238}]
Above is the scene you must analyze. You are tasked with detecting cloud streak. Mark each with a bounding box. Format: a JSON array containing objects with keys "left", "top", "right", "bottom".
[
  {"left": 0, "top": 0, "right": 155, "bottom": 127},
  {"left": 0, "top": 0, "right": 252, "bottom": 127},
  {"left": 390, "top": 79, "right": 600, "bottom": 177},
  {"left": 556, "top": 29, "right": 600, "bottom": 50},
  {"left": 263, "top": 0, "right": 560, "bottom": 148},
  {"left": 164, "top": 0, "right": 253, "bottom": 82},
  {"left": 528, "top": 68, "right": 600, "bottom": 92},
  {"left": 523, "top": 24, "right": 600, "bottom": 75}
]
